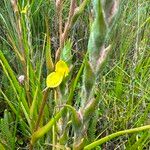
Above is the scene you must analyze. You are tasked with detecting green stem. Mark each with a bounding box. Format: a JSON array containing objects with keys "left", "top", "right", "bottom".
[
  {"left": 30, "top": 88, "right": 49, "bottom": 149},
  {"left": 31, "top": 109, "right": 62, "bottom": 145},
  {"left": 52, "top": 125, "right": 56, "bottom": 150},
  {"left": 31, "top": 105, "right": 79, "bottom": 146},
  {"left": 71, "top": 0, "right": 90, "bottom": 25},
  {"left": 84, "top": 125, "right": 150, "bottom": 149},
  {"left": 55, "top": 0, "right": 90, "bottom": 60},
  {"left": 34, "top": 88, "right": 49, "bottom": 131}
]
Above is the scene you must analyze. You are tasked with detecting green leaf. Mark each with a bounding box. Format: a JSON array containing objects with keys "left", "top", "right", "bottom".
[
  {"left": 0, "top": 50, "right": 21, "bottom": 94},
  {"left": 0, "top": 51, "right": 30, "bottom": 126},
  {"left": 31, "top": 110, "right": 62, "bottom": 144},
  {"left": 82, "top": 59, "right": 95, "bottom": 104},
  {"left": 65, "top": 105, "right": 82, "bottom": 131},
  {"left": 83, "top": 93, "right": 100, "bottom": 123},
  {"left": 60, "top": 39, "right": 72, "bottom": 65},
  {"left": 0, "top": 110, "right": 15, "bottom": 149},
  {"left": 0, "top": 143, "right": 5, "bottom": 150},
  {"left": 45, "top": 17, "right": 54, "bottom": 74},
  {"left": 88, "top": 0, "right": 107, "bottom": 67},
  {"left": 0, "top": 89, "right": 18, "bottom": 117}
]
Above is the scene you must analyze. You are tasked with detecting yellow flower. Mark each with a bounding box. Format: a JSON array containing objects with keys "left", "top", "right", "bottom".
[
  {"left": 21, "top": 5, "right": 28, "bottom": 14},
  {"left": 46, "top": 72, "right": 63, "bottom": 88},
  {"left": 55, "top": 60, "right": 69, "bottom": 77},
  {"left": 46, "top": 60, "right": 69, "bottom": 88}
]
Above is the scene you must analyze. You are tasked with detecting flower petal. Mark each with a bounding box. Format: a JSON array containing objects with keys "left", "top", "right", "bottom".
[
  {"left": 46, "top": 72, "right": 63, "bottom": 88},
  {"left": 55, "top": 60, "right": 69, "bottom": 77}
]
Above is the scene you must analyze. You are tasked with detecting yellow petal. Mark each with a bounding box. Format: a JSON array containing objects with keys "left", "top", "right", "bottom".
[
  {"left": 46, "top": 72, "right": 63, "bottom": 88},
  {"left": 55, "top": 60, "right": 69, "bottom": 77},
  {"left": 21, "top": 5, "right": 28, "bottom": 14}
]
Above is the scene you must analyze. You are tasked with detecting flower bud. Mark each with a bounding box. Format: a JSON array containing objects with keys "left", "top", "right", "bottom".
[{"left": 18, "top": 75, "right": 25, "bottom": 84}]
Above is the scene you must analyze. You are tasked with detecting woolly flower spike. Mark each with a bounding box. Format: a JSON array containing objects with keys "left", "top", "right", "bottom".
[{"left": 46, "top": 60, "right": 69, "bottom": 88}]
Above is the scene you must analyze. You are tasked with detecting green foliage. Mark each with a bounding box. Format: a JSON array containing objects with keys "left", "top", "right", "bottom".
[
  {"left": 0, "top": 0, "right": 149, "bottom": 149},
  {"left": 60, "top": 39, "right": 73, "bottom": 65},
  {"left": 87, "top": 110, "right": 99, "bottom": 143},
  {"left": 0, "top": 110, "right": 15, "bottom": 150},
  {"left": 88, "top": 0, "right": 107, "bottom": 67},
  {"left": 82, "top": 59, "right": 95, "bottom": 104}
]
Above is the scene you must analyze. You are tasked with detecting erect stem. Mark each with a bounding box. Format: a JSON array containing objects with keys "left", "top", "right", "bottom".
[
  {"left": 84, "top": 125, "right": 150, "bottom": 149},
  {"left": 34, "top": 88, "right": 49, "bottom": 131},
  {"left": 56, "top": 0, "right": 63, "bottom": 47},
  {"left": 71, "top": 0, "right": 91, "bottom": 26},
  {"left": 31, "top": 109, "right": 63, "bottom": 145},
  {"left": 61, "top": 0, "right": 76, "bottom": 45},
  {"left": 30, "top": 88, "right": 49, "bottom": 150},
  {"left": 56, "top": 0, "right": 76, "bottom": 61},
  {"left": 55, "top": 0, "right": 90, "bottom": 61}
]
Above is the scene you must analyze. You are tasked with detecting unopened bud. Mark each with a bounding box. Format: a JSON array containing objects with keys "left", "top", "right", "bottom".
[{"left": 18, "top": 75, "right": 25, "bottom": 84}]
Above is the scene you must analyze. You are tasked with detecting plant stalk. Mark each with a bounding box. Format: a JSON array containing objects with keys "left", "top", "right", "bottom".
[
  {"left": 84, "top": 125, "right": 150, "bottom": 149},
  {"left": 34, "top": 88, "right": 49, "bottom": 131}
]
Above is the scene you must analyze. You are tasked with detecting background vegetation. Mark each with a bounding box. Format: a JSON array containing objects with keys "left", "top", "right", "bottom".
[{"left": 0, "top": 0, "right": 149, "bottom": 149}]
